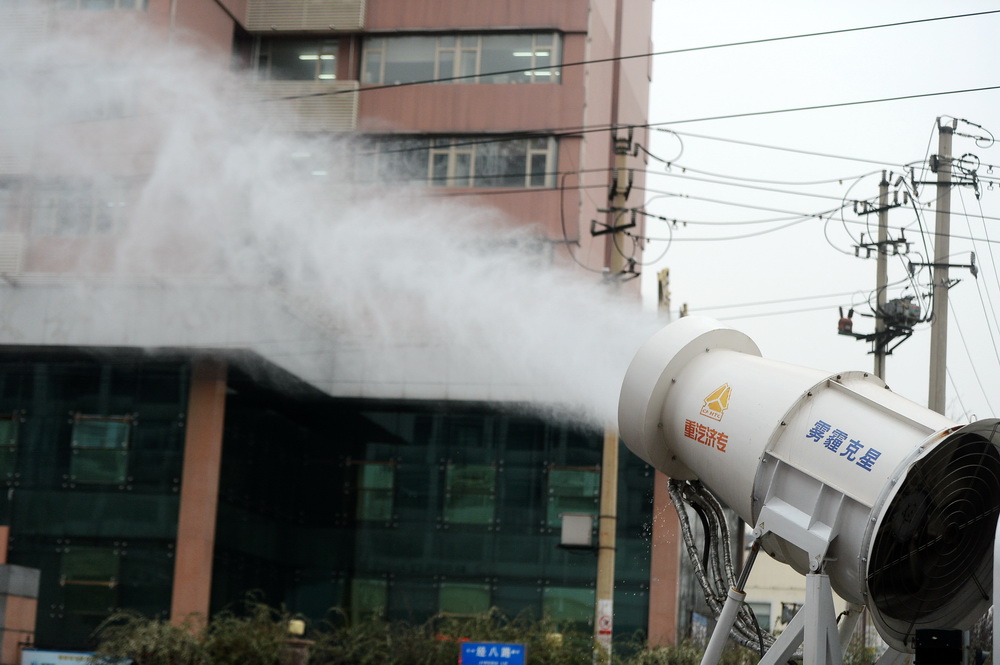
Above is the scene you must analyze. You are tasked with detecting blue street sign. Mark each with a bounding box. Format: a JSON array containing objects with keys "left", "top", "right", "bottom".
[{"left": 460, "top": 642, "right": 526, "bottom": 665}]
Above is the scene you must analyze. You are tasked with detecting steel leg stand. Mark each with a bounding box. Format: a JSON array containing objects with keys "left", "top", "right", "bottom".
[{"left": 757, "top": 573, "right": 843, "bottom": 665}]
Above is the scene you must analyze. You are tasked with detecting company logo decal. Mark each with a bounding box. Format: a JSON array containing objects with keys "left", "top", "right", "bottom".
[
  {"left": 700, "top": 383, "right": 732, "bottom": 421},
  {"left": 684, "top": 419, "right": 728, "bottom": 452}
]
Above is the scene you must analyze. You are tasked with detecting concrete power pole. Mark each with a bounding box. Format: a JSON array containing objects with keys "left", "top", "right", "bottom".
[
  {"left": 595, "top": 131, "right": 630, "bottom": 661},
  {"left": 874, "top": 172, "right": 889, "bottom": 380},
  {"left": 928, "top": 118, "right": 955, "bottom": 414}
]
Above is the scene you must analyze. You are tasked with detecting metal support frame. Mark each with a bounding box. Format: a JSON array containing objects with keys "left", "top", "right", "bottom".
[
  {"left": 699, "top": 572, "right": 847, "bottom": 665},
  {"left": 760, "top": 574, "right": 843, "bottom": 665}
]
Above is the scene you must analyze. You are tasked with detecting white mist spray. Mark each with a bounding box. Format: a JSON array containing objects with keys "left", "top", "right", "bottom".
[{"left": 0, "top": 7, "right": 663, "bottom": 428}]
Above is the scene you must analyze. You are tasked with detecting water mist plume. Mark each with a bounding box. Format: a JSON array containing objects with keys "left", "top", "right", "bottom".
[{"left": 0, "top": 8, "right": 663, "bottom": 428}]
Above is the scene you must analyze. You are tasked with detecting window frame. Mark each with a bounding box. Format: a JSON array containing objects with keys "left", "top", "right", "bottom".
[
  {"left": 30, "top": 179, "right": 129, "bottom": 237},
  {"left": 352, "top": 460, "right": 395, "bottom": 522},
  {"left": 59, "top": 545, "right": 121, "bottom": 615},
  {"left": 542, "top": 586, "right": 594, "bottom": 623},
  {"left": 0, "top": 413, "right": 19, "bottom": 481},
  {"left": 361, "top": 32, "right": 562, "bottom": 85},
  {"left": 546, "top": 465, "right": 600, "bottom": 527},
  {"left": 443, "top": 462, "right": 496, "bottom": 525},
  {"left": 438, "top": 581, "right": 491, "bottom": 616},
  {"left": 748, "top": 600, "right": 772, "bottom": 631},
  {"left": 69, "top": 413, "right": 132, "bottom": 485},
  {"left": 254, "top": 37, "right": 340, "bottom": 81},
  {"left": 363, "top": 136, "right": 557, "bottom": 189},
  {"left": 350, "top": 577, "right": 387, "bottom": 623}
]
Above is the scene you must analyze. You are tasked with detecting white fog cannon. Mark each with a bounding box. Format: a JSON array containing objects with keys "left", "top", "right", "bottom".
[{"left": 618, "top": 316, "right": 1000, "bottom": 661}]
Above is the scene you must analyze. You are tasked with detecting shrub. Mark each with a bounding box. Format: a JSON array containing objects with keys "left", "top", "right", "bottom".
[{"left": 93, "top": 611, "right": 205, "bottom": 665}]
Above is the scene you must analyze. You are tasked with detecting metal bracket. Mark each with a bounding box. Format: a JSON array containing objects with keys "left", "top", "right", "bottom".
[{"left": 909, "top": 252, "right": 977, "bottom": 278}]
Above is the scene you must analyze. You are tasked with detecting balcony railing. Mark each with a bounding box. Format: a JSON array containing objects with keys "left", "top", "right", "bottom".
[{"left": 246, "top": 0, "right": 365, "bottom": 31}]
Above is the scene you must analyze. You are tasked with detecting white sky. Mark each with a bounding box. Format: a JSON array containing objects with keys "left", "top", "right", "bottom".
[{"left": 642, "top": 1, "right": 1000, "bottom": 422}]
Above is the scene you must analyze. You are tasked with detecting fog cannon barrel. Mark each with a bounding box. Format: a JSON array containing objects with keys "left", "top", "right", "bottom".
[{"left": 618, "top": 316, "right": 1000, "bottom": 652}]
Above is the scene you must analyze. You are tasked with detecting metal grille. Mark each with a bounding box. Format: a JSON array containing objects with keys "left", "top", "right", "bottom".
[
  {"left": 867, "top": 421, "right": 1000, "bottom": 647},
  {"left": 246, "top": 0, "right": 365, "bottom": 31}
]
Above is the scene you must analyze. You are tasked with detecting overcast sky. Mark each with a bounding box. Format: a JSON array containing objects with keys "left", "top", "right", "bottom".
[{"left": 642, "top": 1, "right": 1000, "bottom": 422}]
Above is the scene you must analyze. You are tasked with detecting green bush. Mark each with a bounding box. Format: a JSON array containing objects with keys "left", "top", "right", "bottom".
[
  {"left": 204, "top": 602, "right": 290, "bottom": 665},
  {"left": 102, "top": 598, "right": 893, "bottom": 665},
  {"left": 92, "top": 610, "right": 205, "bottom": 665},
  {"left": 93, "top": 602, "right": 603, "bottom": 665},
  {"left": 306, "top": 608, "right": 601, "bottom": 665}
]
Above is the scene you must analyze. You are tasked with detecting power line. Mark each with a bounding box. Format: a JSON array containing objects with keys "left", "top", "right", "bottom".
[
  {"left": 948, "top": 300, "right": 998, "bottom": 416},
  {"left": 255, "top": 10, "right": 1000, "bottom": 102},
  {"left": 345, "top": 84, "right": 1000, "bottom": 161},
  {"left": 645, "top": 153, "right": 886, "bottom": 187},
  {"left": 635, "top": 185, "right": 1000, "bottom": 246},
  {"left": 689, "top": 289, "right": 870, "bottom": 312},
  {"left": 653, "top": 129, "right": 908, "bottom": 168},
  {"left": 637, "top": 185, "right": 846, "bottom": 219},
  {"left": 713, "top": 303, "right": 844, "bottom": 321},
  {"left": 649, "top": 86, "right": 1000, "bottom": 129},
  {"left": 644, "top": 166, "right": 862, "bottom": 203},
  {"left": 632, "top": 215, "right": 820, "bottom": 242}
]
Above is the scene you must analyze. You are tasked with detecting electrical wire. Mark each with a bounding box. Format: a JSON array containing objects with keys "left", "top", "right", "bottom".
[
  {"left": 715, "top": 303, "right": 855, "bottom": 322},
  {"left": 945, "top": 368, "right": 973, "bottom": 423},
  {"left": 255, "top": 10, "right": 1000, "bottom": 102},
  {"left": 633, "top": 211, "right": 845, "bottom": 243},
  {"left": 655, "top": 128, "right": 910, "bottom": 168},
  {"left": 956, "top": 188, "right": 1000, "bottom": 347},
  {"left": 556, "top": 171, "right": 606, "bottom": 274},
  {"left": 637, "top": 185, "right": 850, "bottom": 220},
  {"left": 645, "top": 209, "right": 827, "bottom": 227},
  {"left": 338, "top": 81, "right": 1000, "bottom": 161},
  {"left": 822, "top": 216, "right": 857, "bottom": 256},
  {"left": 645, "top": 155, "right": 885, "bottom": 188},
  {"left": 638, "top": 134, "right": 684, "bottom": 167},
  {"left": 690, "top": 289, "right": 870, "bottom": 312},
  {"left": 652, "top": 86, "right": 1000, "bottom": 133},
  {"left": 973, "top": 191, "right": 1000, "bottom": 308},
  {"left": 644, "top": 164, "right": 862, "bottom": 203},
  {"left": 947, "top": 299, "right": 998, "bottom": 417}
]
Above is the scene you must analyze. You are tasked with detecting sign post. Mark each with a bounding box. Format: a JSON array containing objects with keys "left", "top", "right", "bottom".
[{"left": 459, "top": 643, "right": 526, "bottom": 665}]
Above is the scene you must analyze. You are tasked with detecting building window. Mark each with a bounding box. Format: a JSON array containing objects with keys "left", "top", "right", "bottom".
[
  {"left": 0, "top": 183, "right": 13, "bottom": 232},
  {"left": 443, "top": 463, "right": 495, "bottom": 524},
  {"left": 439, "top": 581, "right": 490, "bottom": 616},
  {"left": 355, "top": 462, "right": 394, "bottom": 521},
  {"left": 255, "top": 38, "right": 338, "bottom": 81},
  {"left": 70, "top": 414, "right": 131, "bottom": 485},
  {"left": 362, "top": 136, "right": 556, "bottom": 188},
  {"left": 350, "top": 577, "right": 387, "bottom": 623},
  {"left": 547, "top": 467, "right": 599, "bottom": 527},
  {"left": 0, "top": 414, "right": 18, "bottom": 480},
  {"left": 748, "top": 601, "right": 772, "bottom": 631},
  {"left": 780, "top": 602, "right": 801, "bottom": 627},
  {"left": 53, "top": 0, "right": 147, "bottom": 9},
  {"left": 60, "top": 546, "right": 119, "bottom": 615},
  {"left": 362, "top": 33, "right": 560, "bottom": 85},
  {"left": 543, "top": 586, "right": 593, "bottom": 623},
  {"left": 30, "top": 180, "right": 128, "bottom": 236}
]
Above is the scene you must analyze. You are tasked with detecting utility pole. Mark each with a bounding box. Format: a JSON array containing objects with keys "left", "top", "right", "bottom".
[
  {"left": 928, "top": 118, "right": 955, "bottom": 414},
  {"left": 874, "top": 172, "right": 889, "bottom": 380},
  {"left": 845, "top": 179, "right": 910, "bottom": 372},
  {"left": 594, "top": 130, "right": 630, "bottom": 661},
  {"left": 657, "top": 268, "right": 671, "bottom": 318}
]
